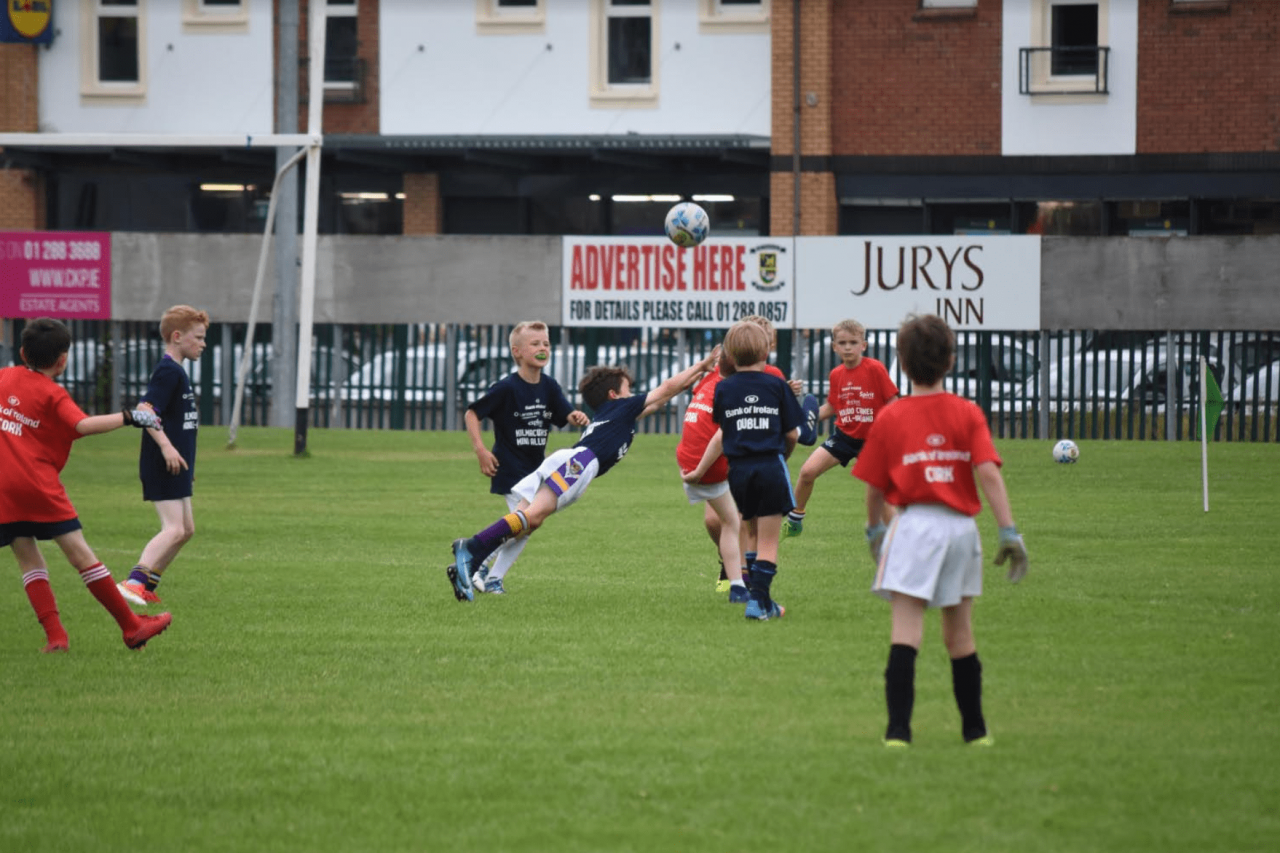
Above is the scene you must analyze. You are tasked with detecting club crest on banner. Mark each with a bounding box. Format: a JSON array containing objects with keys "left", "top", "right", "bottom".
[{"left": 749, "top": 243, "right": 788, "bottom": 293}]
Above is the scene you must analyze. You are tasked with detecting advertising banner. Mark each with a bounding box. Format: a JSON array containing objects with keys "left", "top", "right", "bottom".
[
  {"left": 0, "top": 231, "right": 112, "bottom": 320},
  {"left": 562, "top": 237, "right": 794, "bottom": 330},
  {"left": 795, "top": 235, "right": 1041, "bottom": 331},
  {"left": 562, "top": 235, "right": 1040, "bottom": 331}
]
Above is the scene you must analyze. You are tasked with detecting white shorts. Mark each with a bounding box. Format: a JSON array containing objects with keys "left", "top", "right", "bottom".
[
  {"left": 682, "top": 478, "right": 730, "bottom": 505},
  {"left": 511, "top": 447, "right": 600, "bottom": 513},
  {"left": 872, "top": 504, "right": 983, "bottom": 608}
]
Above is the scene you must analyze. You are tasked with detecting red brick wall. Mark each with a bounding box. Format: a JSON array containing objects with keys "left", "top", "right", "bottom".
[
  {"left": 830, "top": 0, "right": 1002, "bottom": 156},
  {"left": 291, "top": 0, "right": 381, "bottom": 134},
  {"left": 402, "top": 173, "right": 442, "bottom": 235},
  {"left": 771, "top": 0, "right": 838, "bottom": 235},
  {"left": 0, "top": 43, "right": 41, "bottom": 229},
  {"left": 1137, "top": 0, "right": 1280, "bottom": 153}
]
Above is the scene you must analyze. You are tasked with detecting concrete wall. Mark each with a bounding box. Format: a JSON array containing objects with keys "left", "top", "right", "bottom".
[{"left": 110, "top": 233, "right": 1280, "bottom": 331}]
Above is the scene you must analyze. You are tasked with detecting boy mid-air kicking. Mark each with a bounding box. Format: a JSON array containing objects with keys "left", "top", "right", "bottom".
[{"left": 446, "top": 347, "right": 721, "bottom": 602}]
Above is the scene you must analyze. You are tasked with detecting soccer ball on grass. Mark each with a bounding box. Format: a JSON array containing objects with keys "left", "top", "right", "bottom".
[
  {"left": 1052, "top": 439, "right": 1079, "bottom": 464},
  {"left": 664, "top": 202, "right": 709, "bottom": 248}
]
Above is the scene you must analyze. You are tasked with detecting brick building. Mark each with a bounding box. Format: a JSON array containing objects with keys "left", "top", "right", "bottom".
[{"left": 1, "top": 0, "right": 1276, "bottom": 239}]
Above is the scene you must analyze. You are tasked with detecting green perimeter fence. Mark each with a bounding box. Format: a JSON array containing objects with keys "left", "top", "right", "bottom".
[{"left": 8, "top": 320, "right": 1279, "bottom": 443}]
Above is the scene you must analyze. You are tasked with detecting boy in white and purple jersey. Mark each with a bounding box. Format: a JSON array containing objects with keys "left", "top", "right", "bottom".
[
  {"left": 853, "top": 314, "right": 1028, "bottom": 747},
  {"left": 446, "top": 347, "right": 721, "bottom": 602}
]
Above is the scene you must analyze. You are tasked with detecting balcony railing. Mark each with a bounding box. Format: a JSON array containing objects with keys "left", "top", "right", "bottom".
[{"left": 1019, "top": 46, "right": 1110, "bottom": 95}]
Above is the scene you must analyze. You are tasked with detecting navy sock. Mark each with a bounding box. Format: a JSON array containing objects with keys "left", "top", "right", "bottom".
[
  {"left": 885, "top": 644, "right": 918, "bottom": 742},
  {"left": 951, "top": 652, "right": 987, "bottom": 742},
  {"left": 127, "top": 568, "right": 149, "bottom": 586},
  {"left": 750, "top": 560, "right": 777, "bottom": 608}
]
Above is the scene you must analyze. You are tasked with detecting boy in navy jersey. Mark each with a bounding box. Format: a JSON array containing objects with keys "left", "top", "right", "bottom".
[
  {"left": 683, "top": 322, "right": 803, "bottom": 621},
  {"left": 118, "top": 305, "right": 208, "bottom": 607},
  {"left": 853, "top": 314, "right": 1027, "bottom": 747},
  {"left": 447, "top": 347, "right": 720, "bottom": 602},
  {"left": 463, "top": 321, "right": 588, "bottom": 594}
]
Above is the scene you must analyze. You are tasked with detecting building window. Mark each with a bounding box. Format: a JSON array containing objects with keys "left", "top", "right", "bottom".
[
  {"left": 182, "top": 0, "right": 249, "bottom": 33},
  {"left": 81, "top": 0, "right": 146, "bottom": 101},
  {"left": 1050, "top": 3, "right": 1098, "bottom": 75},
  {"left": 325, "top": 0, "right": 359, "bottom": 90},
  {"left": 590, "top": 0, "right": 659, "bottom": 108},
  {"left": 475, "top": 0, "right": 546, "bottom": 35},
  {"left": 1021, "top": 0, "right": 1109, "bottom": 96},
  {"left": 921, "top": 0, "right": 977, "bottom": 7},
  {"left": 607, "top": 1, "right": 652, "bottom": 85},
  {"left": 698, "top": 0, "right": 769, "bottom": 33}
]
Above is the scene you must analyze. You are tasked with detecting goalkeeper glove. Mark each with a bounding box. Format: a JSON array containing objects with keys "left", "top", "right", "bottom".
[
  {"left": 866, "top": 522, "right": 887, "bottom": 564},
  {"left": 123, "top": 407, "right": 161, "bottom": 429},
  {"left": 994, "top": 525, "right": 1028, "bottom": 583}
]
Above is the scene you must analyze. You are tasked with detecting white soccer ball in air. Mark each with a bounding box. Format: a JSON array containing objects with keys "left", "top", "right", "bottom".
[
  {"left": 1052, "top": 439, "right": 1079, "bottom": 464},
  {"left": 664, "top": 202, "right": 709, "bottom": 248}
]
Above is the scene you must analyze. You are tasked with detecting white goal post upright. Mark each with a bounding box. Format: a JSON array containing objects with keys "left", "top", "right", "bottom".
[
  {"left": 293, "top": 0, "right": 326, "bottom": 457},
  {"left": 0, "top": 3, "right": 327, "bottom": 455},
  {"left": 228, "top": 145, "right": 309, "bottom": 447}
]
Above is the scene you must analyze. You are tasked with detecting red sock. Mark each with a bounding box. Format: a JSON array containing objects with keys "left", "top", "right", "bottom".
[
  {"left": 23, "top": 569, "right": 69, "bottom": 647},
  {"left": 79, "top": 563, "right": 139, "bottom": 631}
]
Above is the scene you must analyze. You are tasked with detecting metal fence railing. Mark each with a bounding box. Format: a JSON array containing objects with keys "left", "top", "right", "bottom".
[{"left": 11, "top": 320, "right": 1278, "bottom": 443}]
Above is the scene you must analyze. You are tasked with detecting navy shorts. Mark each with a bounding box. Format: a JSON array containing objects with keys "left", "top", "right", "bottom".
[
  {"left": 821, "top": 431, "right": 866, "bottom": 467},
  {"left": 0, "top": 518, "right": 83, "bottom": 548},
  {"left": 141, "top": 468, "right": 194, "bottom": 502},
  {"left": 727, "top": 455, "right": 796, "bottom": 520}
]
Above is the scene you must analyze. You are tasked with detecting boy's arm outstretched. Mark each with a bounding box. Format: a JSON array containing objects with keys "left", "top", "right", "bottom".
[
  {"left": 641, "top": 347, "right": 721, "bottom": 417},
  {"left": 76, "top": 407, "right": 161, "bottom": 436}
]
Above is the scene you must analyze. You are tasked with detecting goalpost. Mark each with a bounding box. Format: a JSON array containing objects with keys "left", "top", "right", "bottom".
[{"left": 0, "top": 4, "right": 328, "bottom": 455}]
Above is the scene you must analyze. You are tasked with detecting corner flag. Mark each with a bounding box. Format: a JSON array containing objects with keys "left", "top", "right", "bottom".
[
  {"left": 1202, "top": 360, "right": 1224, "bottom": 438},
  {"left": 1200, "top": 356, "right": 1224, "bottom": 512}
]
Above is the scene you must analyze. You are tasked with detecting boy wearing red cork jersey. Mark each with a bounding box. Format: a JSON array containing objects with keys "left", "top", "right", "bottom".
[
  {"left": 1, "top": 318, "right": 173, "bottom": 653},
  {"left": 785, "top": 318, "right": 897, "bottom": 539},
  {"left": 853, "top": 314, "right": 1027, "bottom": 747}
]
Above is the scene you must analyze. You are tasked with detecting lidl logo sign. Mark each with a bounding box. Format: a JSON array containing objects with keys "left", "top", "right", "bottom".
[{"left": 2, "top": 0, "right": 52, "bottom": 44}]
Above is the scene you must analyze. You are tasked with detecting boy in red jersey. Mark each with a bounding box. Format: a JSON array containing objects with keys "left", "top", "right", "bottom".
[
  {"left": 853, "top": 315, "right": 1027, "bottom": 746},
  {"left": 785, "top": 318, "right": 898, "bottom": 538},
  {"left": 676, "top": 315, "right": 814, "bottom": 601},
  {"left": 1, "top": 318, "right": 173, "bottom": 653}
]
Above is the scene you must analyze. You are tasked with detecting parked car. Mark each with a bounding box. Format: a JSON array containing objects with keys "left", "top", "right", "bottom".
[
  {"left": 1236, "top": 359, "right": 1280, "bottom": 414},
  {"left": 889, "top": 333, "right": 1040, "bottom": 407},
  {"left": 1027, "top": 341, "right": 1240, "bottom": 412},
  {"left": 341, "top": 344, "right": 452, "bottom": 404}
]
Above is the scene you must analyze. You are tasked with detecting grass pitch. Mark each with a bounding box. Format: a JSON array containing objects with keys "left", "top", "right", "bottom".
[{"left": 2, "top": 427, "right": 1277, "bottom": 852}]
